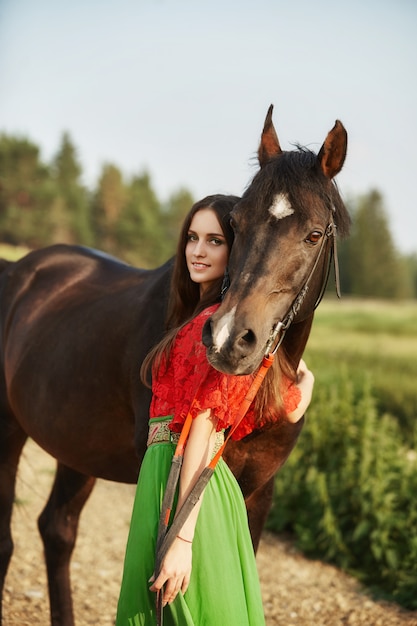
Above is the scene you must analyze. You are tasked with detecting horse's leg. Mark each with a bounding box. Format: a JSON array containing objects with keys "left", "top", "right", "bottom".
[
  {"left": 38, "top": 463, "right": 96, "bottom": 626},
  {"left": 245, "top": 478, "right": 275, "bottom": 552},
  {"left": 0, "top": 415, "right": 27, "bottom": 625},
  {"left": 243, "top": 417, "right": 306, "bottom": 552}
]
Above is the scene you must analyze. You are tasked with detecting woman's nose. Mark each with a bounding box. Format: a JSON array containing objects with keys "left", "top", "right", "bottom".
[{"left": 194, "top": 240, "right": 206, "bottom": 256}]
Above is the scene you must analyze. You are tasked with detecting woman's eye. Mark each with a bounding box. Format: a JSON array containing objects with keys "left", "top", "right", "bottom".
[
  {"left": 187, "top": 233, "right": 198, "bottom": 242},
  {"left": 210, "top": 238, "right": 223, "bottom": 246},
  {"left": 305, "top": 230, "right": 322, "bottom": 245}
]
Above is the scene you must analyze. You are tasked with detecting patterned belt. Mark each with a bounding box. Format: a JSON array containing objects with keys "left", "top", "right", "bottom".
[{"left": 147, "top": 418, "right": 225, "bottom": 456}]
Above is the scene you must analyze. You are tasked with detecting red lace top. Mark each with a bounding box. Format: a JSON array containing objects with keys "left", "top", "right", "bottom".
[{"left": 150, "top": 304, "right": 301, "bottom": 441}]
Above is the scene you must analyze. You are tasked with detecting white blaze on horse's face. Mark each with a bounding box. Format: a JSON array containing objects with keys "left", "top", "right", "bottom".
[
  {"left": 213, "top": 306, "right": 236, "bottom": 353},
  {"left": 269, "top": 193, "right": 294, "bottom": 220}
]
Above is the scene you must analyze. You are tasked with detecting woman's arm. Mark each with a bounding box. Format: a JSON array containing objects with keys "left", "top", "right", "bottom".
[
  {"left": 286, "top": 358, "right": 315, "bottom": 423},
  {"left": 150, "top": 408, "right": 218, "bottom": 605}
]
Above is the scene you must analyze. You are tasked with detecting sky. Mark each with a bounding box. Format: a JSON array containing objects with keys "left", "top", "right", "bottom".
[{"left": 0, "top": 0, "right": 416, "bottom": 254}]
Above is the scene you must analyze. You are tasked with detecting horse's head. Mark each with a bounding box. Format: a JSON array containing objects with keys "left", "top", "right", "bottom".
[{"left": 203, "top": 105, "right": 350, "bottom": 375}]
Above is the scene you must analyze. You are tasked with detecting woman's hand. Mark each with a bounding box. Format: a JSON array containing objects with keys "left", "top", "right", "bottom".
[
  {"left": 150, "top": 409, "right": 217, "bottom": 606},
  {"left": 287, "top": 359, "right": 315, "bottom": 423},
  {"left": 149, "top": 536, "right": 192, "bottom": 605}
]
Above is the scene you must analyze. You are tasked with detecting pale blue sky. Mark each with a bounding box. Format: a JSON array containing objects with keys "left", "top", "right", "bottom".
[{"left": 1, "top": 0, "right": 416, "bottom": 253}]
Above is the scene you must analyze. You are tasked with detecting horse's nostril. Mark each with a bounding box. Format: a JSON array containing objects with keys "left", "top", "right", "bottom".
[{"left": 238, "top": 329, "right": 256, "bottom": 346}]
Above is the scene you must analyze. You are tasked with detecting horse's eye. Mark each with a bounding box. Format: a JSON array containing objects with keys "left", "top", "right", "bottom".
[{"left": 306, "top": 230, "right": 322, "bottom": 245}]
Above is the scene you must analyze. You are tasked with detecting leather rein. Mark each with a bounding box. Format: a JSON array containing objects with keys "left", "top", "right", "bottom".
[{"left": 155, "top": 207, "right": 340, "bottom": 624}]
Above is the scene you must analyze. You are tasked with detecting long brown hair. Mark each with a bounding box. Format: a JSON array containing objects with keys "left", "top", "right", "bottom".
[
  {"left": 141, "top": 193, "right": 294, "bottom": 421},
  {"left": 140, "top": 194, "right": 238, "bottom": 386}
]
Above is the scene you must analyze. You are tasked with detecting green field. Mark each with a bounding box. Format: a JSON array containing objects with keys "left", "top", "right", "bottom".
[
  {"left": 307, "top": 297, "right": 417, "bottom": 354},
  {"left": 0, "top": 243, "right": 31, "bottom": 262},
  {"left": 268, "top": 296, "right": 417, "bottom": 609},
  {"left": 304, "top": 297, "right": 417, "bottom": 438}
]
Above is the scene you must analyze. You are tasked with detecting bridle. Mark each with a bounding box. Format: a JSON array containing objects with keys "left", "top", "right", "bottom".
[{"left": 264, "top": 207, "right": 340, "bottom": 357}]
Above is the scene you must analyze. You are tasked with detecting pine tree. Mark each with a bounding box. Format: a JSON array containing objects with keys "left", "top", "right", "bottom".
[
  {"left": 91, "top": 163, "right": 126, "bottom": 254},
  {"left": 115, "top": 171, "right": 164, "bottom": 267},
  {"left": 0, "top": 134, "right": 50, "bottom": 246},
  {"left": 51, "top": 132, "right": 92, "bottom": 245},
  {"left": 345, "top": 190, "right": 411, "bottom": 299}
]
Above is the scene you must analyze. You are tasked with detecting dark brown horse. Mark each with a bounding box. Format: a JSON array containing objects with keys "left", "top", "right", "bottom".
[{"left": 0, "top": 106, "right": 349, "bottom": 626}]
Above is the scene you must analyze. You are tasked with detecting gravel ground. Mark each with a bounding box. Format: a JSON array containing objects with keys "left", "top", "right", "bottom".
[{"left": 3, "top": 439, "right": 417, "bottom": 626}]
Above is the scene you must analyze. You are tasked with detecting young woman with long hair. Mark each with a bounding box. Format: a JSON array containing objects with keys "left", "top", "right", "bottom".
[{"left": 116, "top": 194, "right": 314, "bottom": 625}]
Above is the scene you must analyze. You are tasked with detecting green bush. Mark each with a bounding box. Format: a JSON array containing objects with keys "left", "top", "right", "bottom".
[
  {"left": 305, "top": 299, "right": 417, "bottom": 438},
  {"left": 267, "top": 368, "right": 417, "bottom": 609}
]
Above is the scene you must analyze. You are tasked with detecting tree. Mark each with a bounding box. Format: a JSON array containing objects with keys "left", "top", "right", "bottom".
[
  {"left": 0, "top": 134, "right": 51, "bottom": 246},
  {"left": 91, "top": 163, "right": 126, "bottom": 253},
  {"left": 51, "top": 132, "right": 93, "bottom": 245},
  {"left": 404, "top": 253, "right": 417, "bottom": 298},
  {"left": 115, "top": 171, "right": 165, "bottom": 267},
  {"left": 344, "top": 190, "right": 411, "bottom": 299},
  {"left": 162, "top": 188, "right": 195, "bottom": 252}
]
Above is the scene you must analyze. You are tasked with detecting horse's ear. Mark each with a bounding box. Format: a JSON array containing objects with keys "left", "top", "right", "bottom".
[
  {"left": 258, "top": 104, "right": 282, "bottom": 167},
  {"left": 317, "top": 120, "right": 347, "bottom": 179}
]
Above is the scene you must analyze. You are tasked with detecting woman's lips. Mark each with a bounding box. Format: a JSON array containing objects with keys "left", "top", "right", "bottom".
[{"left": 192, "top": 262, "right": 209, "bottom": 270}]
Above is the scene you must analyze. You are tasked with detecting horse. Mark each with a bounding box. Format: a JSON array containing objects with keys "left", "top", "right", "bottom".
[{"left": 0, "top": 105, "right": 349, "bottom": 626}]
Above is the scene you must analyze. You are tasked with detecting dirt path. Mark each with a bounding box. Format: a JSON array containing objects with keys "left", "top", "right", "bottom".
[{"left": 3, "top": 440, "right": 417, "bottom": 625}]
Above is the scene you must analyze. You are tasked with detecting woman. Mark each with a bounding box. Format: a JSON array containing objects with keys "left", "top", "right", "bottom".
[{"left": 116, "top": 194, "right": 314, "bottom": 625}]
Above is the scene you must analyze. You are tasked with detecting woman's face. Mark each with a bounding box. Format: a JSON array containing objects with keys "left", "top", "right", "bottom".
[{"left": 185, "top": 208, "right": 229, "bottom": 295}]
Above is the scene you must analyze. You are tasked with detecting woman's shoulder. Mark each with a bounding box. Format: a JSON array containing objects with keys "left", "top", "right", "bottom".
[
  {"left": 195, "top": 303, "right": 220, "bottom": 322},
  {"left": 178, "top": 303, "right": 220, "bottom": 339}
]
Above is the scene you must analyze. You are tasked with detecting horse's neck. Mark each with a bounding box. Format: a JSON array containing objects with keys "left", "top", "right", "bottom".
[{"left": 283, "top": 314, "right": 314, "bottom": 366}]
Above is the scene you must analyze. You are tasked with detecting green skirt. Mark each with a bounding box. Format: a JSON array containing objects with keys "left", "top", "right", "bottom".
[{"left": 116, "top": 418, "right": 265, "bottom": 626}]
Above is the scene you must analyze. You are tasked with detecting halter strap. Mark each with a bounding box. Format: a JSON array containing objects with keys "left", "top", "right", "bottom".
[{"left": 265, "top": 209, "right": 340, "bottom": 355}]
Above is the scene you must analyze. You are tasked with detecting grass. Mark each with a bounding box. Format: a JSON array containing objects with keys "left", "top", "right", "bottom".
[
  {"left": 310, "top": 297, "right": 417, "bottom": 338},
  {"left": 267, "top": 296, "right": 417, "bottom": 609},
  {"left": 304, "top": 296, "right": 417, "bottom": 437},
  {"left": 0, "top": 242, "right": 31, "bottom": 261}
]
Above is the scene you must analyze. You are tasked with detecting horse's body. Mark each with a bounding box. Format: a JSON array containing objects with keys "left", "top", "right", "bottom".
[{"left": 0, "top": 106, "right": 349, "bottom": 626}]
